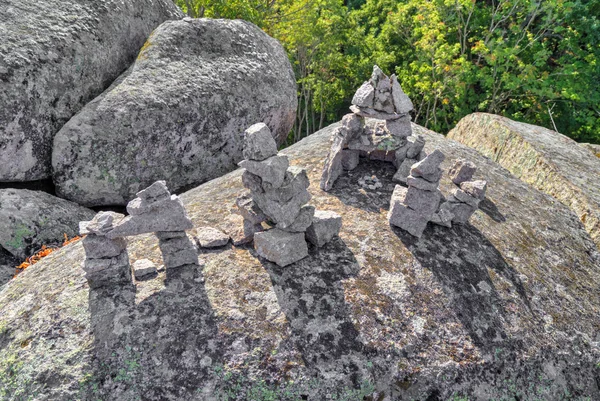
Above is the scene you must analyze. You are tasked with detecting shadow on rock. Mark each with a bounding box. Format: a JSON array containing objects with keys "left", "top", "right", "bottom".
[
  {"left": 327, "top": 159, "right": 397, "bottom": 213},
  {"left": 393, "top": 222, "right": 532, "bottom": 353},
  {"left": 87, "top": 263, "right": 220, "bottom": 400},
  {"left": 261, "top": 237, "right": 378, "bottom": 388},
  {"left": 478, "top": 197, "right": 506, "bottom": 223}
]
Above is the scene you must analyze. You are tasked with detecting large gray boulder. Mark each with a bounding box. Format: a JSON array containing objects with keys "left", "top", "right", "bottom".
[
  {"left": 448, "top": 113, "right": 600, "bottom": 250},
  {"left": 0, "top": 0, "right": 183, "bottom": 182},
  {"left": 52, "top": 18, "right": 297, "bottom": 207},
  {"left": 0, "top": 189, "right": 95, "bottom": 260},
  {"left": 1, "top": 123, "right": 599, "bottom": 400}
]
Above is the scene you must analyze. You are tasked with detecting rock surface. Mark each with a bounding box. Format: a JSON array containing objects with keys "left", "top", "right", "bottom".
[
  {"left": 0, "top": 189, "right": 95, "bottom": 260},
  {"left": 449, "top": 112, "right": 600, "bottom": 250},
  {"left": 0, "top": 0, "right": 183, "bottom": 182},
  {"left": 580, "top": 142, "right": 600, "bottom": 158},
  {"left": 52, "top": 18, "right": 297, "bottom": 206},
  {"left": 1, "top": 122, "right": 599, "bottom": 400}
]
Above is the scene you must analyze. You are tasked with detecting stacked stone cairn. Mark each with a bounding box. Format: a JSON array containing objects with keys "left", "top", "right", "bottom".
[
  {"left": 80, "top": 181, "right": 198, "bottom": 287},
  {"left": 236, "top": 123, "right": 342, "bottom": 267},
  {"left": 434, "top": 159, "right": 488, "bottom": 225},
  {"left": 388, "top": 150, "right": 446, "bottom": 237},
  {"left": 321, "top": 65, "right": 427, "bottom": 191}
]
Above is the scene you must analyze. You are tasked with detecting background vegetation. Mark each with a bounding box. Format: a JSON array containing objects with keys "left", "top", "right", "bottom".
[{"left": 174, "top": 0, "right": 600, "bottom": 144}]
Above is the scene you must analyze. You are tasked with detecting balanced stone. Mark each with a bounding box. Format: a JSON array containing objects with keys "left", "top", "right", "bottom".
[
  {"left": 136, "top": 180, "right": 170, "bottom": 202},
  {"left": 82, "top": 211, "right": 125, "bottom": 236},
  {"left": 224, "top": 214, "right": 264, "bottom": 246},
  {"left": 386, "top": 115, "right": 412, "bottom": 138},
  {"left": 393, "top": 158, "right": 417, "bottom": 184},
  {"left": 351, "top": 82, "right": 375, "bottom": 108},
  {"left": 305, "top": 210, "right": 342, "bottom": 247},
  {"left": 133, "top": 259, "right": 157, "bottom": 279},
  {"left": 320, "top": 132, "right": 346, "bottom": 191},
  {"left": 236, "top": 193, "right": 269, "bottom": 225},
  {"left": 406, "top": 175, "right": 439, "bottom": 191},
  {"left": 430, "top": 208, "right": 454, "bottom": 228},
  {"left": 340, "top": 113, "right": 363, "bottom": 137},
  {"left": 239, "top": 155, "right": 289, "bottom": 189},
  {"left": 158, "top": 234, "right": 199, "bottom": 268},
  {"left": 404, "top": 186, "right": 442, "bottom": 217},
  {"left": 410, "top": 149, "right": 445, "bottom": 182},
  {"left": 107, "top": 195, "right": 193, "bottom": 238},
  {"left": 387, "top": 186, "right": 429, "bottom": 238},
  {"left": 82, "top": 250, "right": 131, "bottom": 289},
  {"left": 278, "top": 205, "right": 315, "bottom": 233},
  {"left": 241, "top": 171, "right": 264, "bottom": 193},
  {"left": 449, "top": 159, "right": 477, "bottom": 185},
  {"left": 82, "top": 235, "right": 127, "bottom": 259},
  {"left": 406, "top": 135, "right": 425, "bottom": 159},
  {"left": 349, "top": 105, "right": 402, "bottom": 121},
  {"left": 254, "top": 189, "right": 312, "bottom": 228},
  {"left": 242, "top": 123, "right": 278, "bottom": 162},
  {"left": 196, "top": 227, "right": 230, "bottom": 248},
  {"left": 460, "top": 180, "right": 487, "bottom": 200},
  {"left": 449, "top": 188, "right": 480, "bottom": 208},
  {"left": 254, "top": 229, "right": 308, "bottom": 267},
  {"left": 341, "top": 150, "right": 360, "bottom": 171},
  {"left": 390, "top": 74, "right": 414, "bottom": 114},
  {"left": 262, "top": 166, "right": 310, "bottom": 204},
  {"left": 440, "top": 201, "right": 477, "bottom": 224}
]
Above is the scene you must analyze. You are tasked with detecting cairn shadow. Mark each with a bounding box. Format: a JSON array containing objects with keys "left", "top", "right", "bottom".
[
  {"left": 328, "top": 158, "right": 398, "bottom": 213},
  {"left": 87, "top": 261, "right": 219, "bottom": 400},
  {"left": 260, "top": 237, "right": 379, "bottom": 388},
  {"left": 478, "top": 197, "right": 507, "bottom": 223},
  {"left": 393, "top": 222, "right": 533, "bottom": 353}
]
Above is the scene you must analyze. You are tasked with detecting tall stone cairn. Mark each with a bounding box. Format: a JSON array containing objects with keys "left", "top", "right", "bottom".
[{"left": 237, "top": 123, "right": 341, "bottom": 267}]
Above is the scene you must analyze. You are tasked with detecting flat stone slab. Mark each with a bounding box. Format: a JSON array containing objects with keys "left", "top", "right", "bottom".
[
  {"left": 450, "top": 188, "right": 481, "bottom": 208},
  {"left": 404, "top": 186, "right": 442, "bottom": 217},
  {"left": 320, "top": 131, "right": 346, "bottom": 191},
  {"left": 82, "top": 235, "right": 127, "bottom": 259},
  {"left": 81, "top": 211, "right": 125, "bottom": 236},
  {"left": 350, "top": 105, "right": 404, "bottom": 121},
  {"left": 407, "top": 175, "right": 439, "bottom": 191},
  {"left": 196, "top": 227, "right": 230, "bottom": 248},
  {"left": 305, "top": 210, "right": 342, "bottom": 247},
  {"left": 136, "top": 180, "right": 170, "bottom": 202},
  {"left": 254, "top": 228, "right": 308, "bottom": 267},
  {"left": 387, "top": 187, "right": 429, "bottom": 238},
  {"left": 461, "top": 180, "right": 488, "bottom": 200},
  {"left": 158, "top": 235, "right": 199, "bottom": 268},
  {"left": 133, "top": 259, "right": 157, "bottom": 279},
  {"left": 82, "top": 250, "right": 131, "bottom": 288},
  {"left": 238, "top": 155, "right": 289, "bottom": 189},
  {"left": 242, "top": 123, "right": 279, "bottom": 162}
]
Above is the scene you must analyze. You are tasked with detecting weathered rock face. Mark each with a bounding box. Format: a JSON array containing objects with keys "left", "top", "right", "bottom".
[
  {"left": 52, "top": 18, "right": 297, "bottom": 206},
  {"left": 580, "top": 142, "right": 600, "bottom": 158},
  {"left": 0, "top": 0, "right": 183, "bottom": 182},
  {"left": 1, "top": 123, "right": 599, "bottom": 400},
  {"left": 448, "top": 113, "right": 600, "bottom": 250},
  {"left": 0, "top": 189, "right": 95, "bottom": 260}
]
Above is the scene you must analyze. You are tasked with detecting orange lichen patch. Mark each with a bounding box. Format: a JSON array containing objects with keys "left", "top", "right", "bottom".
[{"left": 14, "top": 234, "right": 84, "bottom": 276}]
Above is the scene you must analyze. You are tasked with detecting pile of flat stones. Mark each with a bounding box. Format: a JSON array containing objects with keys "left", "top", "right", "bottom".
[
  {"left": 388, "top": 155, "right": 488, "bottom": 237},
  {"left": 80, "top": 181, "right": 199, "bottom": 286},
  {"left": 320, "top": 65, "right": 427, "bottom": 191},
  {"left": 236, "top": 123, "right": 342, "bottom": 267}
]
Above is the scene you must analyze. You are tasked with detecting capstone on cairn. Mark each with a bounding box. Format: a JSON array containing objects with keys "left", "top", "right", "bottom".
[{"left": 236, "top": 123, "right": 342, "bottom": 267}]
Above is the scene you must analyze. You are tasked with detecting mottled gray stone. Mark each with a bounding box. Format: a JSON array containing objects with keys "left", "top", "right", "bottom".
[
  {"left": 196, "top": 227, "right": 230, "bottom": 248},
  {"left": 351, "top": 82, "right": 375, "bottom": 108},
  {"left": 387, "top": 186, "right": 429, "bottom": 238},
  {"left": 320, "top": 132, "right": 346, "bottom": 191},
  {"left": 349, "top": 105, "right": 402, "bottom": 121},
  {"left": 390, "top": 74, "right": 414, "bottom": 114},
  {"left": 431, "top": 207, "right": 454, "bottom": 228},
  {"left": 393, "top": 158, "right": 418, "bottom": 184},
  {"left": 241, "top": 171, "right": 264, "bottom": 193},
  {"left": 239, "top": 155, "right": 289, "bottom": 189},
  {"left": 440, "top": 201, "right": 478, "bottom": 224},
  {"left": 83, "top": 250, "right": 132, "bottom": 289},
  {"left": 386, "top": 115, "right": 412, "bottom": 138},
  {"left": 404, "top": 186, "right": 442, "bottom": 217},
  {"left": 448, "top": 159, "right": 477, "bottom": 185},
  {"left": 82, "top": 235, "right": 127, "bottom": 260},
  {"left": 394, "top": 143, "right": 410, "bottom": 167},
  {"left": 341, "top": 150, "right": 360, "bottom": 171},
  {"left": 81, "top": 211, "right": 125, "bottom": 237},
  {"left": 158, "top": 235, "right": 199, "bottom": 268},
  {"left": 133, "top": 259, "right": 157, "bottom": 279},
  {"left": 126, "top": 196, "right": 172, "bottom": 216},
  {"left": 253, "top": 189, "right": 312, "bottom": 228},
  {"left": 406, "top": 135, "right": 426, "bottom": 159},
  {"left": 263, "top": 166, "right": 310, "bottom": 204},
  {"left": 224, "top": 214, "right": 264, "bottom": 246},
  {"left": 373, "top": 89, "right": 395, "bottom": 114},
  {"left": 340, "top": 113, "right": 363, "bottom": 138},
  {"left": 410, "top": 149, "right": 445, "bottom": 182},
  {"left": 407, "top": 176, "right": 439, "bottom": 191},
  {"left": 254, "top": 229, "right": 308, "bottom": 267},
  {"left": 107, "top": 195, "right": 193, "bottom": 238},
  {"left": 236, "top": 194, "right": 269, "bottom": 225},
  {"left": 136, "top": 180, "right": 170, "bottom": 202},
  {"left": 155, "top": 231, "right": 187, "bottom": 240},
  {"left": 52, "top": 18, "right": 297, "bottom": 206},
  {"left": 450, "top": 188, "right": 481, "bottom": 208},
  {"left": 0, "top": 0, "right": 183, "bottom": 182},
  {"left": 242, "top": 123, "right": 278, "bottom": 162},
  {"left": 461, "top": 180, "right": 488, "bottom": 201},
  {"left": 305, "top": 210, "right": 342, "bottom": 247},
  {"left": 278, "top": 205, "right": 315, "bottom": 233}
]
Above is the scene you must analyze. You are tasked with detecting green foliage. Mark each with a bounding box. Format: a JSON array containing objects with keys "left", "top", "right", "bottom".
[{"left": 173, "top": 0, "right": 600, "bottom": 144}]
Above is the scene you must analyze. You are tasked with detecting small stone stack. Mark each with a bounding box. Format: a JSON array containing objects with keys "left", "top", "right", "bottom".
[
  {"left": 388, "top": 150, "right": 446, "bottom": 237},
  {"left": 436, "top": 159, "right": 487, "bottom": 224},
  {"left": 237, "top": 123, "right": 342, "bottom": 266},
  {"left": 80, "top": 211, "right": 130, "bottom": 288},
  {"left": 321, "top": 65, "right": 427, "bottom": 191}
]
